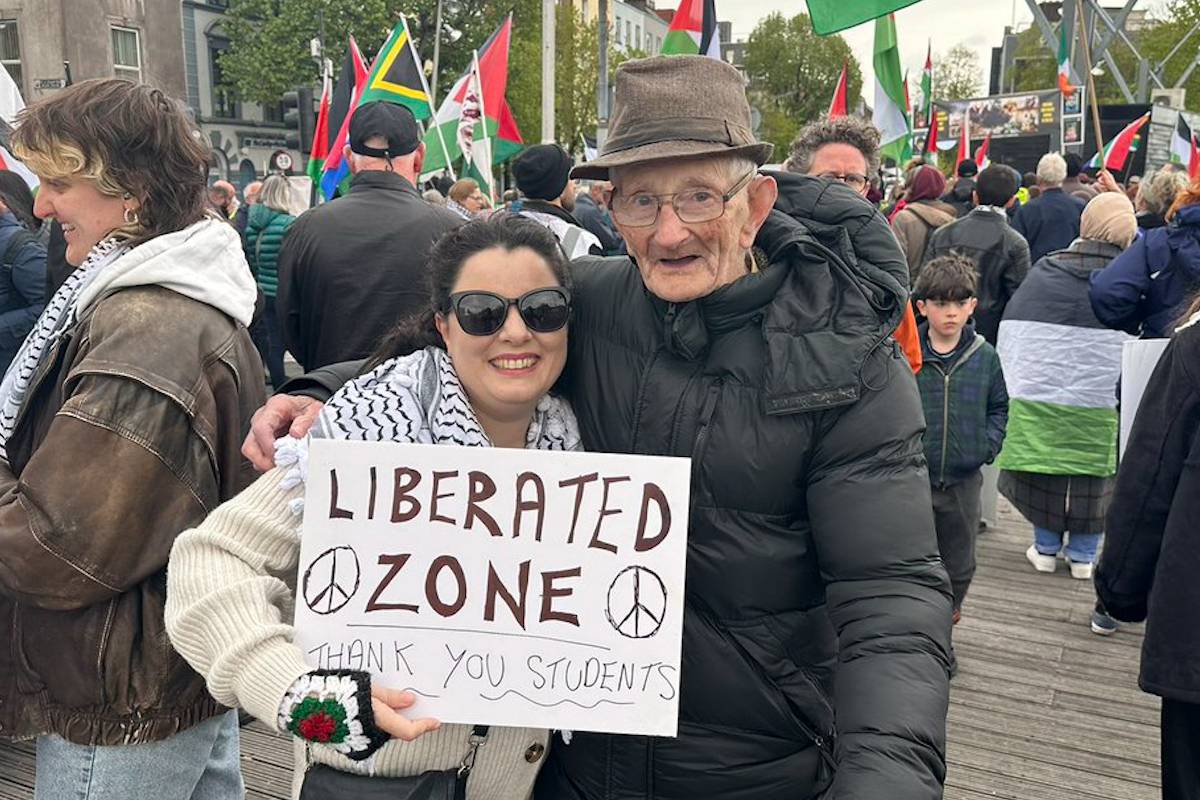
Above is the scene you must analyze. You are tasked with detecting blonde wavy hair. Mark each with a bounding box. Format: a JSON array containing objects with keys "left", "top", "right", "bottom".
[{"left": 11, "top": 78, "right": 210, "bottom": 245}]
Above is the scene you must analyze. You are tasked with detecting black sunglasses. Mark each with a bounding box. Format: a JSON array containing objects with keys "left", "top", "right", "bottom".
[{"left": 445, "top": 287, "right": 572, "bottom": 336}]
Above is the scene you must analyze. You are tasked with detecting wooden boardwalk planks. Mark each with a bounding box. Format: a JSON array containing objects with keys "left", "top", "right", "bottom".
[{"left": 0, "top": 499, "right": 1161, "bottom": 799}]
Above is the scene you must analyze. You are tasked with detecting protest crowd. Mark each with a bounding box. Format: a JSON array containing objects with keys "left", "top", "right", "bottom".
[{"left": 0, "top": 3, "right": 1197, "bottom": 800}]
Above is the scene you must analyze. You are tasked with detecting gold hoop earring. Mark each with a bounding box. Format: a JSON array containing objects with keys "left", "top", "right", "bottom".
[{"left": 124, "top": 207, "right": 139, "bottom": 225}]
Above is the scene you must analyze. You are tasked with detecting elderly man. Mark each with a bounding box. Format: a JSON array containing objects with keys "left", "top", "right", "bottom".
[
  {"left": 1012, "top": 153, "right": 1087, "bottom": 263},
  {"left": 244, "top": 56, "right": 951, "bottom": 800},
  {"left": 787, "top": 114, "right": 923, "bottom": 373}
]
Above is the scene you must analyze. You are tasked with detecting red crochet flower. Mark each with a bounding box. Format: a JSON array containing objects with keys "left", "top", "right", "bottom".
[{"left": 297, "top": 711, "right": 338, "bottom": 742}]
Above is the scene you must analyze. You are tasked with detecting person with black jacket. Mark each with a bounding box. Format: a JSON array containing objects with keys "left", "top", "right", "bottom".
[
  {"left": 1095, "top": 292, "right": 1200, "bottom": 800},
  {"left": 1012, "top": 153, "right": 1087, "bottom": 263},
  {"left": 241, "top": 55, "right": 952, "bottom": 800},
  {"left": 941, "top": 159, "right": 978, "bottom": 217},
  {"left": 923, "top": 165, "right": 1031, "bottom": 345},
  {"left": 275, "top": 101, "right": 462, "bottom": 370}
]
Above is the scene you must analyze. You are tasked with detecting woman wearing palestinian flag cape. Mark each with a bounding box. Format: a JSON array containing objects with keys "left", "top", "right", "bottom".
[{"left": 994, "top": 193, "right": 1136, "bottom": 606}]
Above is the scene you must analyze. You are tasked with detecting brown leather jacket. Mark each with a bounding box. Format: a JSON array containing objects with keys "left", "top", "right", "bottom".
[{"left": 0, "top": 285, "right": 265, "bottom": 744}]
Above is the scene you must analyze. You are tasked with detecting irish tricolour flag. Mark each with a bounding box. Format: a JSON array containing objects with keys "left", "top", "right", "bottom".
[
  {"left": 661, "top": 0, "right": 720, "bottom": 58},
  {"left": 421, "top": 16, "right": 523, "bottom": 180},
  {"left": 1057, "top": 22, "right": 1076, "bottom": 96},
  {"left": 873, "top": 14, "right": 911, "bottom": 166}
]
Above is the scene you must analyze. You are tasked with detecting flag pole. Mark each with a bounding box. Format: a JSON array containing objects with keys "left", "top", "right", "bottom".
[
  {"left": 403, "top": 12, "right": 457, "bottom": 181},
  {"left": 1075, "top": 1, "right": 1105, "bottom": 170},
  {"left": 473, "top": 49, "right": 495, "bottom": 202}
]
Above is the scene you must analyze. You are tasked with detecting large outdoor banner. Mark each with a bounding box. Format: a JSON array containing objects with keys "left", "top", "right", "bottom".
[
  {"left": 925, "top": 89, "right": 1061, "bottom": 142},
  {"left": 293, "top": 440, "right": 691, "bottom": 737}
]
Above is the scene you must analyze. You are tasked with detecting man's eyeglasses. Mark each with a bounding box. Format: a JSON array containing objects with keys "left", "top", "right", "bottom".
[
  {"left": 445, "top": 287, "right": 572, "bottom": 337},
  {"left": 817, "top": 172, "right": 868, "bottom": 190},
  {"left": 607, "top": 169, "right": 758, "bottom": 228}
]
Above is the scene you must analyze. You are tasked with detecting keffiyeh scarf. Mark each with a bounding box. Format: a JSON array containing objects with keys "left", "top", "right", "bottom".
[{"left": 0, "top": 238, "right": 127, "bottom": 455}]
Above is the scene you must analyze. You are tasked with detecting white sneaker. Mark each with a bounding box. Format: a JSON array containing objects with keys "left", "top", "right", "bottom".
[
  {"left": 1066, "top": 558, "right": 1094, "bottom": 580},
  {"left": 1025, "top": 544, "right": 1057, "bottom": 573}
]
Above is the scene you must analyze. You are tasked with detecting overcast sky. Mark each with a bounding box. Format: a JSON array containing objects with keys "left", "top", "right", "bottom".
[{"left": 721, "top": 0, "right": 1039, "bottom": 97}]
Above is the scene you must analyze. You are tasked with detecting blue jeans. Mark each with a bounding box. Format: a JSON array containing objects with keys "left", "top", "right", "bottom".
[
  {"left": 1034, "top": 526, "right": 1103, "bottom": 563},
  {"left": 35, "top": 710, "right": 243, "bottom": 800}
]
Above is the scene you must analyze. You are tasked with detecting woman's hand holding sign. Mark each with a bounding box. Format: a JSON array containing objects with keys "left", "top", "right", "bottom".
[{"left": 371, "top": 686, "right": 442, "bottom": 742}]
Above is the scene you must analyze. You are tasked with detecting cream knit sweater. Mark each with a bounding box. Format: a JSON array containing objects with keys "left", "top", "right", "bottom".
[{"left": 165, "top": 466, "right": 548, "bottom": 799}]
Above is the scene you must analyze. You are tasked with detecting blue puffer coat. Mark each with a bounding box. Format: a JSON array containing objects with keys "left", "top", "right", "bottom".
[
  {"left": 0, "top": 211, "right": 46, "bottom": 373},
  {"left": 1088, "top": 204, "right": 1200, "bottom": 338}
]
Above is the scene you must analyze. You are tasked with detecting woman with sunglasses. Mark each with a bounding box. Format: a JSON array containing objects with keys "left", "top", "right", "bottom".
[{"left": 165, "top": 214, "right": 579, "bottom": 798}]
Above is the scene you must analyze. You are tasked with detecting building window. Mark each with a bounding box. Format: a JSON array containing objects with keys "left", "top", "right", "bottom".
[
  {"left": 0, "top": 21, "right": 21, "bottom": 94},
  {"left": 625, "top": 20, "right": 631, "bottom": 45},
  {"left": 635, "top": 25, "right": 640, "bottom": 49},
  {"left": 111, "top": 26, "right": 141, "bottom": 82},
  {"left": 209, "top": 47, "right": 239, "bottom": 119}
]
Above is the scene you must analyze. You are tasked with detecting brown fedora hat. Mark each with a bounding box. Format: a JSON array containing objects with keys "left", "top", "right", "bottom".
[{"left": 571, "top": 55, "right": 773, "bottom": 180}]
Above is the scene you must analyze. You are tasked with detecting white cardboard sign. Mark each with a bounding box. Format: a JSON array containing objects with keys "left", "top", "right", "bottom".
[
  {"left": 294, "top": 439, "right": 691, "bottom": 737},
  {"left": 1119, "top": 338, "right": 1170, "bottom": 460}
]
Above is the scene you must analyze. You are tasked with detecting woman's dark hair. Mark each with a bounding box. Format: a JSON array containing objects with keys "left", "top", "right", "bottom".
[
  {"left": 0, "top": 171, "right": 39, "bottom": 230},
  {"left": 367, "top": 213, "right": 571, "bottom": 369},
  {"left": 11, "top": 78, "right": 210, "bottom": 246}
]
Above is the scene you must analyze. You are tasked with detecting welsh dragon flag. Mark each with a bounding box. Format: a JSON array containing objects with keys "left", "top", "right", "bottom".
[
  {"left": 873, "top": 14, "right": 911, "bottom": 165},
  {"left": 662, "top": 0, "right": 720, "bottom": 58},
  {"left": 421, "top": 15, "right": 523, "bottom": 178}
]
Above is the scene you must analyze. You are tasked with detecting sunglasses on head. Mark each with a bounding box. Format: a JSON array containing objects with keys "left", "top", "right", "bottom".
[{"left": 445, "top": 287, "right": 572, "bottom": 337}]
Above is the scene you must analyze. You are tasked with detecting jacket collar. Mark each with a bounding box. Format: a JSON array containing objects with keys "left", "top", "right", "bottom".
[
  {"left": 521, "top": 198, "right": 580, "bottom": 226},
  {"left": 348, "top": 170, "right": 419, "bottom": 196}
]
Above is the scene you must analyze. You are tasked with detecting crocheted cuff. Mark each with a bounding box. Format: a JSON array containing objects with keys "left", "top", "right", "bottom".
[{"left": 277, "top": 670, "right": 389, "bottom": 761}]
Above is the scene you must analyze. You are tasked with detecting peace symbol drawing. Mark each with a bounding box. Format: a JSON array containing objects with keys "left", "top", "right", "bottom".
[
  {"left": 302, "top": 546, "right": 361, "bottom": 615},
  {"left": 605, "top": 565, "right": 667, "bottom": 639}
]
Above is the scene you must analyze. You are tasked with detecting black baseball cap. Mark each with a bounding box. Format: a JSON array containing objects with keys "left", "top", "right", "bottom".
[{"left": 349, "top": 101, "right": 421, "bottom": 159}]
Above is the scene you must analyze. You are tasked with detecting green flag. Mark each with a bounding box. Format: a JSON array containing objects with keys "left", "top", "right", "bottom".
[
  {"left": 872, "top": 14, "right": 911, "bottom": 165},
  {"left": 806, "top": 0, "right": 923, "bottom": 35}
]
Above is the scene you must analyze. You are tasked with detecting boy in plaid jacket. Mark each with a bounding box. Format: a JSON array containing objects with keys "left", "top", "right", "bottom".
[{"left": 915, "top": 254, "right": 1009, "bottom": 626}]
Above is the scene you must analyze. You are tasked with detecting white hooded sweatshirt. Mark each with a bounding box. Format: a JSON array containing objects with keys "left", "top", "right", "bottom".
[{"left": 75, "top": 217, "right": 258, "bottom": 327}]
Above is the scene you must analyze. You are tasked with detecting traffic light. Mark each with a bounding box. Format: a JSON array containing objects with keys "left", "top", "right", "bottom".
[{"left": 282, "top": 87, "right": 316, "bottom": 155}]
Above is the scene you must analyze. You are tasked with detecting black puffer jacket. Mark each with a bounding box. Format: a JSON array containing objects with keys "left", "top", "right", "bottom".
[{"left": 537, "top": 173, "right": 952, "bottom": 800}]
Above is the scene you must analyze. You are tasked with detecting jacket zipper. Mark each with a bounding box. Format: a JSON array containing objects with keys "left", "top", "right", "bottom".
[
  {"left": 689, "top": 380, "right": 723, "bottom": 500},
  {"left": 939, "top": 369, "right": 950, "bottom": 486},
  {"left": 931, "top": 335, "right": 985, "bottom": 487}
]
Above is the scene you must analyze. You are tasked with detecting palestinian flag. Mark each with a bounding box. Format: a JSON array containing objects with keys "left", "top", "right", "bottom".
[
  {"left": 662, "top": 0, "right": 720, "bottom": 58},
  {"left": 357, "top": 16, "right": 433, "bottom": 118},
  {"left": 955, "top": 109, "right": 970, "bottom": 169},
  {"left": 421, "top": 15, "right": 523, "bottom": 178},
  {"left": 974, "top": 133, "right": 990, "bottom": 169},
  {"left": 320, "top": 38, "right": 369, "bottom": 200},
  {"left": 1169, "top": 114, "right": 1200, "bottom": 177},
  {"left": 921, "top": 45, "right": 939, "bottom": 155},
  {"left": 806, "top": 0, "right": 923, "bottom": 36},
  {"left": 873, "top": 13, "right": 911, "bottom": 165},
  {"left": 306, "top": 75, "right": 331, "bottom": 184},
  {"left": 996, "top": 270, "right": 1131, "bottom": 477},
  {"left": 828, "top": 62, "right": 848, "bottom": 117},
  {"left": 1086, "top": 113, "right": 1150, "bottom": 171},
  {"left": 0, "top": 71, "right": 36, "bottom": 188},
  {"left": 1057, "top": 23, "right": 1076, "bottom": 96}
]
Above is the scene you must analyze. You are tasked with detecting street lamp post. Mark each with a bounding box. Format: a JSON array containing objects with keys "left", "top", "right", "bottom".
[{"left": 542, "top": 0, "right": 555, "bottom": 143}]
